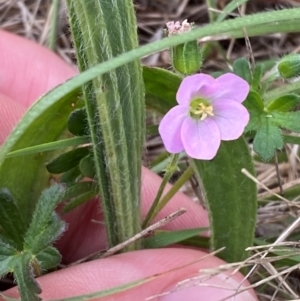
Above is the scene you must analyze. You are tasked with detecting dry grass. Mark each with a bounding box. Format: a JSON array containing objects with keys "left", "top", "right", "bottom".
[{"left": 1, "top": 0, "right": 300, "bottom": 300}]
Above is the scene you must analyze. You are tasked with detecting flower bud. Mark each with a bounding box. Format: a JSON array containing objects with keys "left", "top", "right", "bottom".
[
  {"left": 277, "top": 54, "right": 300, "bottom": 80},
  {"left": 166, "top": 20, "right": 202, "bottom": 75}
]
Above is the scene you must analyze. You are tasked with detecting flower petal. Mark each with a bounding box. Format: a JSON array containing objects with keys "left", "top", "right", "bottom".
[
  {"left": 181, "top": 118, "right": 221, "bottom": 160},
  {"left": 158, "top": 105, "right": 188, "bottom": 153},
  {"left": 176, "top": 74, "right": 215, "bottom": 105},
  {"left": 210, "top": 73, "right": 250, "bottom": 103},
  {"left": 212, "top": 99, "right": 250, "bottom": 140}
]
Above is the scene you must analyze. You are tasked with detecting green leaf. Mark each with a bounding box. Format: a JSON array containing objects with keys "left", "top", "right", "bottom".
[
  {"left": 243, "top": 91, "right": 264, "bottom": 112},
  {"left": 144, "top": 66, "right": 181, "bottom": 114},
  {"left": 24, "top": 185, "right": 66, "bottom": 252},
  {"left": 79, "top": 154, "right": 95, "bottom": 179},
  {"left": 0, "top": 88, "right": 81, "bottom": 226},
  {"left": 46, "top": 147, "right": 90, "bottom": 174},
  {"left": 27, "top": 213, "right": 66, "bottom": 254},
  {"left": 283, "top": 134, "right": 300, "bottom": 145},
  {"left": 60, "top": 165, "right": 82, "bottom": 186},
  {"left": 35, "top": 246, "right": 61, "bottom": 270},
  {"left": 272, "top": 111, "right": 300, "bottom": 132},
  {"left": 251, "top": 64, "right": 264, "bottom": 91},
  {"left": 61, "top": 181, "right": 95, "bottom": 200},
  {"left": 67, "top": 108, "right": 89, "bottom": 136},
  {"left": 243, "top": 91, "right": 265, "bottom": 132},
  {"left": 0, "top": 189, "right": 26, "bottom": 249},
  {"left": 6, "top": 136, "right": 89, "bottom": 159},
  {"left": 63, "top": 189, "right": 97, "bottom": 213},
  {"left": 0, "top": 240, "right": 17, "bottom": 260},
  {"left": 61, "top": 182, "right": 97, "bottom": 213},
  {"left": 0, "top": 256, "right": 15, "bottom": 277},
  {"left": 232, "top": 58, "right": 252, "bottom": 84},
  {"left": 67, "top": 0, "right": 145, "bottom": 250},
  {"left": 216, "top": 0, "right": 249, "bottom": 23},
  {"left": 12, "top": 252, "right": 42, "bottom": 301},
  {"left": 253, "top": 116, "right": 283, "bottom": 161},
  {"left": 192, "top": 138, "right": 257, "bottom": 263},
  {"left": 143, "top": 228, "right": 207, "bottom": 249},
  {"left": 266, "top": 94, "right": 300, "bottom": 112}
]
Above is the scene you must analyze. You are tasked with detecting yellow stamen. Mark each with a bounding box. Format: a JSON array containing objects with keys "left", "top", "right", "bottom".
[{"left": 192, "top": 103, "right": 214, "bottom": 120}]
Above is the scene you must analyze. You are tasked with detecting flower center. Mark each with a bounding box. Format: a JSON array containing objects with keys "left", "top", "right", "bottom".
[{"left": 189, "top": 98, "right": 214, "bottom": 120}]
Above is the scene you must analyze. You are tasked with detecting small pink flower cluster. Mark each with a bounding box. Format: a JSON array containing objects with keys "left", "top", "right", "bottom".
[
  {"left": 166, "top": 19, "right": 191, "bottom": 36},
  {"left": 159, "top": 73, "right": 250, "bottom": 160}
]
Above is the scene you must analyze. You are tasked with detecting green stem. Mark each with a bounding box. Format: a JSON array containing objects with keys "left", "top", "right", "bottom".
[
  {"left": 143, "top": 165, "right": 194, "bottom": 228},
  {"left": 47, "top": 0, "right": 60, "bottom": 51},
  {"left": 66, "top": 0, "right": 144, "bottom": 250},
  {"left": 142, "top": 154, "right": 179, "bottom": 228}
]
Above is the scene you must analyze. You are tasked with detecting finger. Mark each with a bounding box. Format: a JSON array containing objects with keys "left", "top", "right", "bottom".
[
  {"left": 0, "top": 30, "right": 76, "bottom": 107},
  {"left": 58, "top": 167, "right": 209, "bottom": 263},
  {"left": 0, "top": 93, "right": 27, "bottom": 144},
  {"left": 2, "top": 249, "right": 257, "bottom": 301}
]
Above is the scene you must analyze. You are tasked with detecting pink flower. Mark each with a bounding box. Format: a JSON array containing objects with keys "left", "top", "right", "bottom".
[{"left": 158, "top": 73, "right": 250, "bottom": 160}]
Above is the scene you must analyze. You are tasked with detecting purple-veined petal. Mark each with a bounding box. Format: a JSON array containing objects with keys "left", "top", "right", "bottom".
[
  {"left": 181, "top": 117, "right": 221, "bottom": 160},
  {"left": 211, "top": 99, "right": 250, "bottom": 140},
  {"left": 210, "top": 73, "right": 250, "bottom": 103},
  {"left": 158, "top": 105, "right": 188, "bottom": 153},
  {"left": 176, "top": 74, "right": 215, "bottom": 105}
]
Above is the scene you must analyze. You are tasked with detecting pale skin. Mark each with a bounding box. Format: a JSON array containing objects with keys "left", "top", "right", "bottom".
[{"left": 0, "top": 31, "right": 257, "bottom": 301}]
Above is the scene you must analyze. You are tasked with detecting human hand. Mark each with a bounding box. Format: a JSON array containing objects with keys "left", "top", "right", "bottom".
[{"left": 0, "top": 31, "right": 257, "bottom": 301}]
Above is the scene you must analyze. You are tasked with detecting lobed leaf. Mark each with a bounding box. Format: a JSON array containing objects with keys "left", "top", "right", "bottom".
[
  {"left": 233, "top": 58, "right": 252, "bottom": 84},
  {"left": 0, "top": 189, "right": 26, "bottom": 249},
  {"left": 253, "top": 116, "right": 283, "bottom": 161},
  {"left": 12, "top": 253, "right": 42, "bottom": 301},
  {"left": 35, "top": 246, "right": 62, "bottom": 271},
  {"left": 23, "top": 185, "right": 66, "bottom": 252},
  {"left": 266, "top": 94, "right": 300, "bottom": 112}
]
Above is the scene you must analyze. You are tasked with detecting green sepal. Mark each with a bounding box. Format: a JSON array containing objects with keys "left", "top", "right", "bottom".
[
  {"left": 171, "top": 40, "right": 202, "bottom": 75},
  {"left": 35, "top": 246, "right": 61, "bottom": 270},
  {"left": 144, "top": 66, "right": 181, "bottom": 115},
  {"left": 0, "top": 189, "right": 26, "bottom": 249},
  {"left": 46, "top": 147, "right": 90, "bottom": 174},
  {"left": 277, "top": 54, "right": 300, "bottom": 80},
  {"left": 143, "top": 228, "right": 206, "bottom": 249},
  {"left": 233, "top": 58, "right": 252, "bottom": 84},
  {"left": 67, "top": 107, "right": 89, "bottom": 136},
  {"left": 253, "top": 115, "right": 283, "bottom": 161},
  {"left": 192, "top": 138, "right": 257, "bottom": 263},
  {"left": 24, "top": 185, "right": 66, "bottom": 252},
  {"left": 266, "top": 94, "right": 300, "bottom": 112},
  {"left": 79, "top": 154, "right": 95, "bottom": 179}
]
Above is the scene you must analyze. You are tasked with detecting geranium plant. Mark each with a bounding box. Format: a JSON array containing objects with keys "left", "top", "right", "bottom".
[{"left": 0, "top": 1, "right": 300, "bottom": 300}]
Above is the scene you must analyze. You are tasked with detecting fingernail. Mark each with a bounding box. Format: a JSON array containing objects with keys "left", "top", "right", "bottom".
[{"left": 159, "top": 273, "right": 257, "bottom": 301}]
